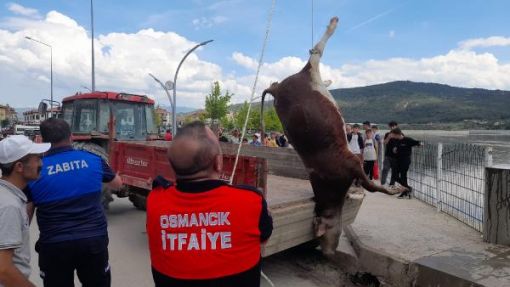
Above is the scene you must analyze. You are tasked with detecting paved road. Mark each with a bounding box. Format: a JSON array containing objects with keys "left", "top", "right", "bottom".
[{"left": 28, "top": 198, "right": 355, "bottom": 287}]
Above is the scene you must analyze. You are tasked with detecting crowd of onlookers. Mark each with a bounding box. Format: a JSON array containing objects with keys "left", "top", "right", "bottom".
[
  {"left": 183, "top": 121, "right": 421, "bottom": 199},
  {"left": 347, "top": 120, "right": 421, "bottom": 198},
  {"left": 217, "top": 129, "right": 292, "bottom": 148}
]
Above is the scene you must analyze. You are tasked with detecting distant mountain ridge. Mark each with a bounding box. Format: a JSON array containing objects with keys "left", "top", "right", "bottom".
[
  {"left": 157, "top": 105, "right": 198, "bottom": 114},
  {"left": 330, "top": 81, "right": 510, "bottom": 127},
  {"left": 231, "top": 81, "right": 510, "bottom": 129}
]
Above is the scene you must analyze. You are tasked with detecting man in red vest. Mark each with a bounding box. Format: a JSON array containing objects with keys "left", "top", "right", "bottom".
[{"left": 146, "top": 121, "right": 273, "bottom": 287}]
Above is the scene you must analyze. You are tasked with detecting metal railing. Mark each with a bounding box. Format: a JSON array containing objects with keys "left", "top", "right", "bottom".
[{"left": 407, "top": 142, "right": 492, "bottom": 232}]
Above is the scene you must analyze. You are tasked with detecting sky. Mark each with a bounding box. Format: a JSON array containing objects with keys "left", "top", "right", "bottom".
[{"left": 0, "top": 0, "right": 509, "bottom": 109}]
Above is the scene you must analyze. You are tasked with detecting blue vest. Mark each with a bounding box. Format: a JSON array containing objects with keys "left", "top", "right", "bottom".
[{"left": 29, "top": 147, "right": 107, "bottom": 243}]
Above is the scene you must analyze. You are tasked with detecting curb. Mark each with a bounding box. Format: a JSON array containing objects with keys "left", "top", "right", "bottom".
[
  {"left": 343, "top": 225, "right": 416, "bottom": 286},
  {"left": 342, "top": 226, "right": 488, "bottom": 287}
]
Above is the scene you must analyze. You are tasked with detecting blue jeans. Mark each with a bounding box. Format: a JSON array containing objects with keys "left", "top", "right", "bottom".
[{"left": 381, "top": 156, "right": 396, "bottom": 185}]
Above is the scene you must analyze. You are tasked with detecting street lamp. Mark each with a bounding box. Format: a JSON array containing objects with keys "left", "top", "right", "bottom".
[
  {"left": 26, "top": 36, "right": 53, "bottom": 118},
  {"left": 172, "top": 39, "right": 213, "bottom": 136},
  {"left": 148, "top": 73, "right": 174, "bottom": 112}
]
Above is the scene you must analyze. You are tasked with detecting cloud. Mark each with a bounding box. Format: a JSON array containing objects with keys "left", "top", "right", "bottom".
[
  {"left": 232, "top": 52, "right": 258, "bottom": 70},
  {"left": 1, "top": 6, "right": 510, "bottom": 111},
  {"left": 6, "top": 3, "right": 40, "bottom": 18},
  {"left": 459, "top": 36, "right": 510, "bottom": 50},
  {"left": 0, "top": 10, "right": 245, "bottom": 108},
  {"left": 192, "top": 16, "right": 227, "bottom": 30},
  {"left": 389, "top": 30, "right": 395, "bottom": 38},
  {"left": 231, "top": 47, "right": 510, "bottom": 93}
]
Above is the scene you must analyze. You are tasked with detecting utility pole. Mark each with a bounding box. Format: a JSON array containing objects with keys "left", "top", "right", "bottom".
[{"left": 91, "top": 0, "right": 96, "bottom": 92}]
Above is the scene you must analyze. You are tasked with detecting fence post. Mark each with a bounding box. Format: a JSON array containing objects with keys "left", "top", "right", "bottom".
[
  {"left": 436, "top": 143, "right": 443, "bottom": 212},
  {"left": 485, "top": 146, "right": 493, "bottom": 167},
  {"left": 484, "top": 165, "right": 510, "bottom": 245}
]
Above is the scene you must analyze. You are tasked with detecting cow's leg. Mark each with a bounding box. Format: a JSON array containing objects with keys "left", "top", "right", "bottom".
[
  {"left": 309, "top": 17, "right": 339, "bottom": 69},
  {"left": 315, "top": 207, "right": 342, "bottom": 256},
  {"left": 310, "top": 172, "right": 347, "bottom": 256},
  {"left": 308, "top": 17, "right": 339, "bottom": 105}
]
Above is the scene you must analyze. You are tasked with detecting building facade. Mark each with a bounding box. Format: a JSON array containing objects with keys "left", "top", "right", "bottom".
[
  {"left": 154, "top": 106, "right": 171, "bottom": 128},
  {"left": 0, "top": 104, "right": 17, "bottom": 126},
  {"left": 23, "top": 107, "right": 61, "bottom": 125}
]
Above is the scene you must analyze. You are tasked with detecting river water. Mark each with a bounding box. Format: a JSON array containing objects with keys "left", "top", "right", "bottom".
[{"left": 393, "top": 130, "right": 510, "bottom": 165}]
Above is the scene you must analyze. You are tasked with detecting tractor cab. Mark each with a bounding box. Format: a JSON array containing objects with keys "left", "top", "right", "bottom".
[{"left": 61, "top": 92, "right": 158, "bottom": 144}]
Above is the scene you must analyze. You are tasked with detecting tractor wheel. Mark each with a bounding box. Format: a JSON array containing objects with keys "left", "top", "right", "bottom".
[
  {"left": 73, "top": 142, "right": 113, "bottom": 210},
  {"left": 129, "top": 193, "right": 147, "bottom": 211},
  {"left": 73, "top": 141, "right": 109, "bottom": 163}
]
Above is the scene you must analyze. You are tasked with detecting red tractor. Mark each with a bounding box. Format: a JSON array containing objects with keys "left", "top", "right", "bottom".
[
  {"left": 51, "top": 91, "right": 265, "bottom": 210},
  {"left": 59, "top": 91, "right": 160, "bottom": 208}
]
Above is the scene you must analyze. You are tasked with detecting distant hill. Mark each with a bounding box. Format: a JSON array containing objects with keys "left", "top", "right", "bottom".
[
  {"left": 233, "top": 81, "right": 510, "bottom": 129},
  {"left": 158, "top": 105, "right": 198, "bottom": 114},
  {"left": 330, "top": 81, "right": 510, "bottom": 127}
]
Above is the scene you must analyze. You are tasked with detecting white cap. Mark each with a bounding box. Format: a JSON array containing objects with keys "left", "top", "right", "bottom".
[
  {"left": 254, "top": 133, "right": 260, "bottom": 138},
  {"left": 0, "top": 135, "right": 51, "bottom": 164}
]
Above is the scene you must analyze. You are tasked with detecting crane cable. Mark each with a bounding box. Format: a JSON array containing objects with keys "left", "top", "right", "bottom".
[{"left": 227, "top": 1, "right": 276, "bottom": 286}]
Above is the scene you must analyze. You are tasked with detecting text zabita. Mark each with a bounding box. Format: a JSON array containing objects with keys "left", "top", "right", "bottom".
[
  {"left": 47, "top": 160, "right": 89, "bottom": 175},
  {"left": 159, "top": 212, "right": 232, "bottom": 251}
]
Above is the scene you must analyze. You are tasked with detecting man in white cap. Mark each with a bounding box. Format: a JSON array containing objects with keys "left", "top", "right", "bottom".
[
  {"left": 0, "top": 135, "right": 50, "bottom": 287},
  {"left": 250, "top": 133, "right": 262, "bottom": 146}
]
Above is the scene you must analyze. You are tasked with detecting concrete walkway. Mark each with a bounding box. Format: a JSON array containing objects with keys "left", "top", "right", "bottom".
[{"left": 338, "top": 191, "right": 510, "bottom": 287}]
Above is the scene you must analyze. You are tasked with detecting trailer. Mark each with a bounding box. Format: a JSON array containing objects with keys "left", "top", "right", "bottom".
[{"left": 109, "top": 140, "right": 364, "bottom": 256}]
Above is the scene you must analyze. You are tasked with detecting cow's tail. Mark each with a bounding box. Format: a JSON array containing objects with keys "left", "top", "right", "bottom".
[
  {"left": 260, "top": 82, "right": 279, "bottom": 135},
  {"left": 353, "top": 159, "right": 399, "bottom": 195}
]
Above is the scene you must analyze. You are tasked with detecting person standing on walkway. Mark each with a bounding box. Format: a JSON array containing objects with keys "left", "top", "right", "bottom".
[
  {"left": 347, "top": 124, "right": 364, "bottom": 162},
  {"left": 389, "top": 128, "right": 422, "bottom": 198},
  {"left": 146, "top": 121, "right": 273, "bottom": 287},
  {"left": 0, "top": 135, "right": 49, "bottom": 287},
  {"left": 371, "top": 125, "right": 383, "bottom": 175},
  {"left": 26, "top": 118, "right": 122, "bottom": 287},
  {"left": 363, "top": 129, "right": 378, "bottom": 180},
  {"left": 381, "top": 121, "right": 399, "bottom": 186},
  {"left": 362, "top": 121, "right": 371, "bottom": 139}
]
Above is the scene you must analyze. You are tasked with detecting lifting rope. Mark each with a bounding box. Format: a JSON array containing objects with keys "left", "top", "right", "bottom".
[
  {"left": 227, "top": 1, "right": 276, "bottom": 286},
  {"left": 229, "top": 0, "right": 276, "bottom": 185}
]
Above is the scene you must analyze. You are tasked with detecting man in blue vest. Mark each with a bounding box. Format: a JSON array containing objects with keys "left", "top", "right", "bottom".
[{"left": 27, "top": 118, "right": 122, "bottom": 287}]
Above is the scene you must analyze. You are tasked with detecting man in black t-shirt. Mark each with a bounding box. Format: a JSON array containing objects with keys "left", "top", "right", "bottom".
[
  {"left": 389, "top": 128, "right": 421, "bottom": 198},
  {"left": 381, "top": 121, "right": 399, "bottom": 185}
]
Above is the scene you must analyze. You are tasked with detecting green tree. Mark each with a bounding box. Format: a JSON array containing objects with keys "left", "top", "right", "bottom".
[
  {"left": 205, "top": 81, "right": 232, "bottom": 123},
  {"left": 220, "top": 116, "right": 235, "bottom": 130},
  {"left": 153, "top": 108, "right": 161, "bottom": 128},
  {"left": 234, "top": 102, "right": 250, "bottom": 130},
  {"left": 263, "top": 107, "right": 283, "bottom": 132},
  {"left": 232, "top": 102, "right": 283, "bottom": 132}
]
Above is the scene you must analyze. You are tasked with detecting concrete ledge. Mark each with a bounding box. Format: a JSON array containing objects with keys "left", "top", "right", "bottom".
[
  {"left": 341, "top": 225, "right": 509, "bottom": 287},
  {"left": 343, "top": 225, "right": 416, "bottom": 287},
  {"left": 412, "top": 257, "right": 484, "bottom": 287}
]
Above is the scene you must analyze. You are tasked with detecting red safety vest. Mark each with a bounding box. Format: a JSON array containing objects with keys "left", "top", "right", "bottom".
[{"left": 147, "top": 182, "right": 263, "bottom": 280}]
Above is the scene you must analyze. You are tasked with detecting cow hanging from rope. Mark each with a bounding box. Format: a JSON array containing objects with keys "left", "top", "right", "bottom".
[{"left": 260, "top": 17, "right": 399, "bottom": 256}]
